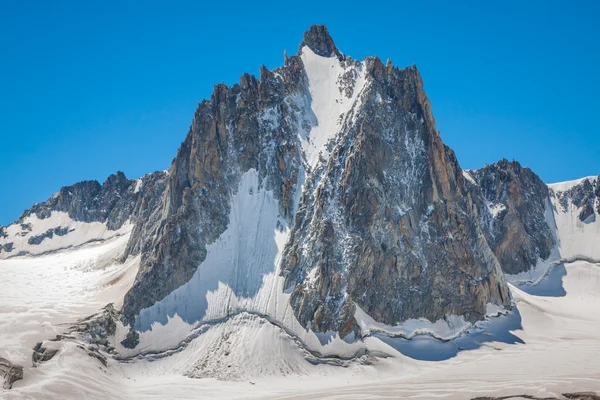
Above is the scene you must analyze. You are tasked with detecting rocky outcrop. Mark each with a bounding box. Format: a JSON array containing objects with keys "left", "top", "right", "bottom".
[
  {"left": 554, "top": 176, "right": 600, "bottom": 223},
  {"left": 299, "top": 24, "right": 342, "bottom": 59},
  {"left": 468, "top": 160, "right": 555, "bottom": 274},
  {"left": 0, "top": 242, "right": 13, "bottom": 253},
  {"left": 0, "top": 357, "right": 23, "bottom": 389},
  {"left": 32, "top": 342, "right": 59, "bottom": 365},
  {"left": 27, "top": 226, "right": 71, "bottom": 245},
  {"left": 18, "top": 172, "right": 134, "bottom": 230},
  {"left": 4, "top": 171, "right": 168, "bottom": 234},
  {"left": 0, "top": 171, "right": 168, "bottom": 258}
]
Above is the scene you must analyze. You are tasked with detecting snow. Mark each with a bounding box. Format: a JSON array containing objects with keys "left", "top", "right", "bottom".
[
  {"left": 462, "top": 170, "right": 476, "bottom": 185},
  {"left": 547, "top": 175, "right": 598, "bottom": 192},
  {"left": 0, "top": 232, "right": 138, "bottom": 367},
  {"left": 5, "top": 253, "right": 600, "bottom": 399},
  {"left": 298, "top": 46, "right": 367, "bottom": 168},
  {"left": 354, "top": 305, "right": 471, "bottom": 341},
  {"left": 133, "top": 178, "right": 143, "bottom": 193},
  {"left": 549, "top": 182, "right": 600, "bottom": 263},
  {"left": 123, "top": 169, "right": 365, "bottom": 360},
  {"left": 0, "top": 212, "right": 132, "bottom": 259},
  {"left": 133, "top": 169, "right": 283, "bottom": 331},
  {"left": 508, "top": 179, "right": 600, "bottom": 284},
  {"left": 488, "top": 202, "right": 507, "bottom": 218}
]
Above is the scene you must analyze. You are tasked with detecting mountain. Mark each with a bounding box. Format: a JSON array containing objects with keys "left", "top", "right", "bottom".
[{"left": 1, "top": 25, "right": 599, "bottom": 395}]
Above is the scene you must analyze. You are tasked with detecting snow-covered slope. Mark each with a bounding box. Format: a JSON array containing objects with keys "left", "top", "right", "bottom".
[
  {"left": 4, "top": 256, "right": 600, "bottom": 399},
  {"left": 549, "top": 176, "right": 600, "bottom": 261},
  {"left": 0, "top": 211, "right": 131, "bottom": 259},
  {"left": 298, "top": 46, "right": 367, "bottom": 168},
  {"left": 507, "top": 175, "right": 600, "bottom": 283}
]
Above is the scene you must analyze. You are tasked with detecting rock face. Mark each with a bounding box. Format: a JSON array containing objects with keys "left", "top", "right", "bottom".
[
  {"left": 0, "top": 357, "right": 23, "bottom": 389},
  {"left": 0, "top": 171, "right": 167, "bottom": 258},
  {"left": 32, "top": 342, "right": 59, "bottom": 365},
  {"left": 553, "top": 175, "right": 600, "bottom": 223},
  {"left": 280, "top": 56, "right": 510, "bottom": 335},
  {"left": 20, "top": 171, "right": 135, "bottom": 230},
  {"left": 299, "top": 24, "right": 342, "bottom": 59},
  {"left": 27, "top": 226, "right": 71, "bottom": 245},
  {"left": 120, "top": 24, "right": 510, "bottom": 336},
  {"left": 467, "top": 160, "right": 556, "bottom": 275}
]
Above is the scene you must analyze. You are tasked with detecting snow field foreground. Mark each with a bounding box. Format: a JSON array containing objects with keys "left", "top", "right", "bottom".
[{"left": 4, "top": 259, "right": 600, "bottom": 399}]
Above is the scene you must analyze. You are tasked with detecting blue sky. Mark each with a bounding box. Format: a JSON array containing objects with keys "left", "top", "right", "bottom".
[{"left": 1, "top": 1, "right": 599, "bottom": 225}]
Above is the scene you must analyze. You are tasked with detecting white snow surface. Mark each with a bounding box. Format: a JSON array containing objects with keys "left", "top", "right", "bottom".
[
  {"left": 298, "top": 46, "right": 366, "bottom": 169},
  {"left": 506, "top": 177, "right": 600, "bottom": 284},
  {"left": 548, "top": 178, "right": 600, "bottom": 262},
  {"left": 355, "top": 305, "right": 471, "bottom": 341},
  {"left": 4, "top": 255, "right": 600, "bottom": 398},
  {"left": 0, "top": 211, "right": 132, "bottom": 259},
  {"left": 0, "top": 232, "right": 139, "bottom": 367}
]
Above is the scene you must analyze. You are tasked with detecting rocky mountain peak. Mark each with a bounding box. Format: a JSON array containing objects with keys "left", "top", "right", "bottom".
[
  {"left": 468, "top": 159, "right": 555, "bottom": 275},
  {"left": 298, "top": 24, "right": 342, "bottom": 59}
]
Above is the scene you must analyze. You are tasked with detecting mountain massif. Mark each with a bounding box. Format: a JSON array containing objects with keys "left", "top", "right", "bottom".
[{"left": 1, "top": 25, "right": 599, "bottom": 392}]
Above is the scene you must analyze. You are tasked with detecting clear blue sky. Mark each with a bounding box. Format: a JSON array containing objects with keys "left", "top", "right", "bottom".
[{"left": 1, "top": 1, "right": 599, "bottom": 225}]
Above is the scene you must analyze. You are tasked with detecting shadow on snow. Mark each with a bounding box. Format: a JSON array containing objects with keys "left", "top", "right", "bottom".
[{"left": 374, "top": 306, "right": 524, "bottom": 361}]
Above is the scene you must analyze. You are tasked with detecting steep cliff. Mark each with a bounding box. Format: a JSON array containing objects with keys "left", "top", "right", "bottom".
[
  {"left": 119, "top": 25, "right": 510, "bottom": 340},
  {"left": 466, "top": 160, "right": 555, "bottom": 275}
]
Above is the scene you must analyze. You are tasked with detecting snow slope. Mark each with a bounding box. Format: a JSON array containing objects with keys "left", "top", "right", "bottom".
[
  {"left": 549, "top": 177, "right": 600, "bottom": 262},
  {"left": 4, "top": 259, "right": 600, "bottom": 399},
  {"left": 507, "top": 177, "right": 600, "bottom": 284},
  {"left": 298, "top": 46, "right": 366, "bottom": 168},
  {"left": 0, "top": 211, "right": 132, "bottom": 259},
  {"left": 122, "top": 169, "right": 363, "bottom": 359}
]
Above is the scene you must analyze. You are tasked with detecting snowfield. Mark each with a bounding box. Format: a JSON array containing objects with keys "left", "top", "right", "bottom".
[{"left": 2, "top": 239, "right": 600, "bottom": 399}]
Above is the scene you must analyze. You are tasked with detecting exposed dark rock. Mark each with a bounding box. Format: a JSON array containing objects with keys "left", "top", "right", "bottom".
[
  {"left": 0, "top": 357, "right": 23, "bottom": 389},
  {"left": 10, "top": 171, "right": 136, "bottom": 231},
  {"left": 468, "top": 159, "right": 555, "bottom": 274},
  {"left": 0, "top": 242, "right": 13, "bottom": 253},
  {"left": 73, "top": 304, "right": 119, "bottom": 344},
  {"left": 298, "top": 24, "right": 342, "bottom": 59},
  {"left": 554, "top": 176, "right": 600, "bottom": 223},
  {"left": 282, "top": 59, "right": 509, "bottom": 335},
  {"left": 27, "top": 226, "right": 71, "bottom": 245},
  {"left": 121, "top": 328, "right": 140, "bottom": 349},
  {"left": 32, "top": 342, "right": 59, "bottom": 365}
]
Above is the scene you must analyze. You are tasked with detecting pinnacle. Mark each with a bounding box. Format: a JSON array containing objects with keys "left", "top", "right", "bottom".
[{"left": 298, "top": 25, "right": 342, "bottom": 59}]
